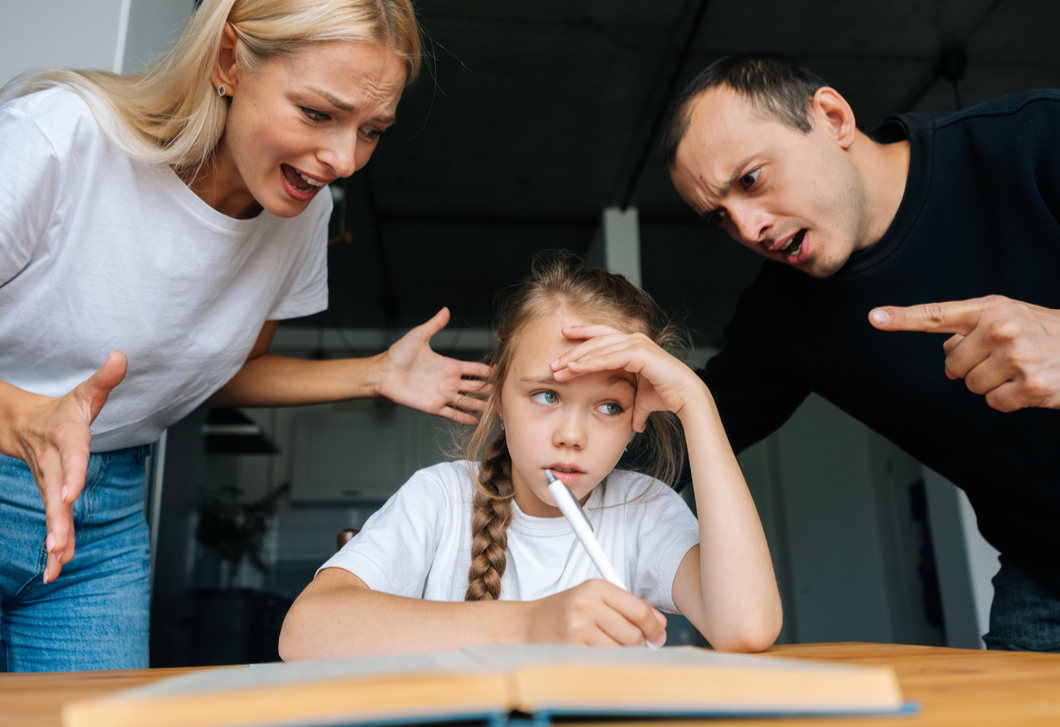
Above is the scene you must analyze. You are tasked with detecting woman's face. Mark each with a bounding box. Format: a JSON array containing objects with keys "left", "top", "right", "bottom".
[
  {"left": 207, "top": 36, "right": 407, "bottom": 219},
  {"left": 499, "top": 310, "right": 637, "bottom": 518}
]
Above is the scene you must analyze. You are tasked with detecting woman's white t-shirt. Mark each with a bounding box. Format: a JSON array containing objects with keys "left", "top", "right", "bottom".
[
  {"left": 320, "top": 461, "right": 701, "bottom": 613},
  {"left": 0, "top": 88, "right": 330, "bottom": 450}
]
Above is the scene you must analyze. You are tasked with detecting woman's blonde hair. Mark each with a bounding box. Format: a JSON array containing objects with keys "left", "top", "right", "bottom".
[
  {"left": 462, "top": 252, "right": 688, "bottom": 601},
  {"left": 0, "top": 0, "right": 421, "bottom": 174}
]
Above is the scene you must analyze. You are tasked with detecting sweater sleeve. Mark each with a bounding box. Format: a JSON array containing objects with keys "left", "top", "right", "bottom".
[{"left": 702, "top": 290, "right": 811, "bottom": 455}]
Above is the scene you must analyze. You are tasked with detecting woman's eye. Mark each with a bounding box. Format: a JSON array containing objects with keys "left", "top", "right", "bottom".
[
  {"left": 740, "top": 168, "right": 760, "bottom": 188},
  {"left": 706, "top": 209, "right": 727, "bottom": 226},
  {"left": 301, "top": 107, "right": 329, "bottom": 122},
  {"left": 532, "top": 391, "right": 558, "bottom": 405},
  {"left": 596, "top": 402, "right": 623, "bottom": 416},
  {"left": 362, "top": 126, "right": 385, "bottom": 141}
]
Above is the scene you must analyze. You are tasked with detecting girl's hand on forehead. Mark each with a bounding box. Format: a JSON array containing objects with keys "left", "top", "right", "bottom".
[{"left": 550, "top": 325, "right": 709, "bottom": 432}]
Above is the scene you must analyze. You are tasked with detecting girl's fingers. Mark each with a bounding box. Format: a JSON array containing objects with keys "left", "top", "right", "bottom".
[
  {"left": 601, "top": 588, "right": 668, "bottom": 646},
  {"left": 551, "top": 334, "right": 630, "bottom": 372},
  {"left": 557, "top": 341, "right": 656, "bottom": 379},
  {"left": 594, "top": 605, "right": 657, "bottom": 647}
]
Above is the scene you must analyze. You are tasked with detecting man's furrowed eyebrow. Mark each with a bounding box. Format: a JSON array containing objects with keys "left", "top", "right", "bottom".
[
  {"left": 698, "top": 154, "right": 759, "bottom": 220},
  {"left": 305, "top": 87, "right": 396, "bottom": 124}
]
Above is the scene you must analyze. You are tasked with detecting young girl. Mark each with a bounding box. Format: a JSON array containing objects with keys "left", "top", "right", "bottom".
[{"left": 279, "top": 256, "right": 782, "bottom": 657}]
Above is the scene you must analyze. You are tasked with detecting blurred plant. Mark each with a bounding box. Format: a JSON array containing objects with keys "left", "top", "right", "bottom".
[{"left": 196, "top": 482, "right": 290, "bottom": 588}]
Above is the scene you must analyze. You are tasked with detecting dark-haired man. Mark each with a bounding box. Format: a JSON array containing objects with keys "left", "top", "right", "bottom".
[{"left": 664, "top": 54, "right": 1060, "bottom": 651}]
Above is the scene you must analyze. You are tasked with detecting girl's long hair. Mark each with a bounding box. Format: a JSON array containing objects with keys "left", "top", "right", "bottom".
[
  {"left": 0, "top": 0, "right": 421, "bottom": 176},
  {"left": 462, "top": 252, "right": 688, "bottom": 601}
]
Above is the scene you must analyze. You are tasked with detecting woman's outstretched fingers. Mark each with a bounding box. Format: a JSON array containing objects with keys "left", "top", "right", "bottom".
[{"left": 37, "top": 351, "right": 127, "bottom": 583}]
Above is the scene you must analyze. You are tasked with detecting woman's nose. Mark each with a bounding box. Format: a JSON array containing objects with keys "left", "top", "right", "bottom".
[{"left": 322, "top": 135, "right": 359, "bottom": 178}]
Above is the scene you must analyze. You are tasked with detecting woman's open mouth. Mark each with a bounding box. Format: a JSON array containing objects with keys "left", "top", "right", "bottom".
[{"left": 281, "top": 164, "right": 327, "bottom": 198}]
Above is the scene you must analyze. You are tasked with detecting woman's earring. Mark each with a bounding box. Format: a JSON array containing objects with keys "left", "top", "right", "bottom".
[
  {"left": 499, "top": 420, "right": 505, "bottom": 431},
  {"left": 217, "top": 84, "right": 226, "bottom": 97}
]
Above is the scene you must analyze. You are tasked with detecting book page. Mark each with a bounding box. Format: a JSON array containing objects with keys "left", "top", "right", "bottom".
[
  {"left": 461, "top": 643, "right": 875, "bottom": 674},
  {"left": 460, "top": 645, "right": 904, "bottom": 715},
  {"left": 120, "top": 651, "right": 490, "bottom": 699}
]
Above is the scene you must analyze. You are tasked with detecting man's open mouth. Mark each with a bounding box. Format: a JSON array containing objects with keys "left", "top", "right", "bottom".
[{"left": 780, "top": 229, "right": 806, "bottom": 257}]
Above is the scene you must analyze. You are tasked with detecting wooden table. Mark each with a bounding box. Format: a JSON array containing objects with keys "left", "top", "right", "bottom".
[{"left": 1, "top": 643, "right": 1058, "bottom": 727}]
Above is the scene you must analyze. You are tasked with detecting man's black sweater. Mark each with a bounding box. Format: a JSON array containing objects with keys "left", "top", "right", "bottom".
[{"left": 704, "top": 90, "right": 1060, "bottom": 594}]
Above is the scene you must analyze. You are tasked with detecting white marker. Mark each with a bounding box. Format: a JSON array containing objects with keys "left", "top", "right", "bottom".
[
  {"left": 546, "top": 469, "right": 659, "bottom": 648},
  {"left": 546, "top": 469, "right": 625, "bottom": 587}
]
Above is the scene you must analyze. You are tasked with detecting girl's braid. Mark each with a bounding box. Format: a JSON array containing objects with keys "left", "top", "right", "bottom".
[{"left": 465, "top": 434, "right": 515, "bottom": 601}]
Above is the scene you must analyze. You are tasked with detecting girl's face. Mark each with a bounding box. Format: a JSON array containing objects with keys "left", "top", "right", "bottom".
[
  {"left": 499, "top": 310, "right": 638, "bottom": 517},
  {"left": 204, "top": 36, "right": 406, "bottom": 219}
]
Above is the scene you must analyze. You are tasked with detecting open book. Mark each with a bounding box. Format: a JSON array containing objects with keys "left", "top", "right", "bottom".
[{"left": 63, "top": 645, "right": 912, "bottom": 727}]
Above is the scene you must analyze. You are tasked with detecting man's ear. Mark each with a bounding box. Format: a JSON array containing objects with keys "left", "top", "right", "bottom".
[
  {"left": 812, "top": 87, "right": 857, "bottom": 150},
  {"left": 210, "top": 22, "right": 240, "bottom": 95}
]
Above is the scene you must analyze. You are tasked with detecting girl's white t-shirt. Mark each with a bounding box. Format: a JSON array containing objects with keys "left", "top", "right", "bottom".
[
  {"left": 320, "top": 461, "right": 701, "bottom": 613},
  {"left": 0, "top": 88, "right": 330, "bottom": 451}
]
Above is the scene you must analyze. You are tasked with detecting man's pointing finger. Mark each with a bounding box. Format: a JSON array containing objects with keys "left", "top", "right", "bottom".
[{"left": 869, "top": 299, "right": 986, "bottom": 336}]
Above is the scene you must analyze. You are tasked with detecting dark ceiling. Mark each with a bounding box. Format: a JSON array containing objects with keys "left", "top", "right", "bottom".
[{"left": 294, "top": 0, "right": 1060, "bottom": 347}]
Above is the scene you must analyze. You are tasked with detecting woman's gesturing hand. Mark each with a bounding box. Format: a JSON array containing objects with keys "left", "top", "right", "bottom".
[
  {"left": 377, "top": 308, "right": 491, "bottom": 425},
  {"left": 525, "top": 579, "right": 667, "bottom": 647},
  {"left": 550, "top": 325, "right": 708, "bottom": 432},
  {"left": 13, "top": 351, "right": 127, "bottom": 584}
]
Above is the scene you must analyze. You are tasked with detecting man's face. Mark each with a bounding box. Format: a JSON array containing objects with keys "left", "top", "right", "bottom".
[{"left": 669, "top": 85, "right": 869, "bottom": 279}]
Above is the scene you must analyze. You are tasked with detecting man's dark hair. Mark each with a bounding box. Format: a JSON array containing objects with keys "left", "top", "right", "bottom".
[{"left": 660, "top": 54, "right": 829, "bottom": 167}]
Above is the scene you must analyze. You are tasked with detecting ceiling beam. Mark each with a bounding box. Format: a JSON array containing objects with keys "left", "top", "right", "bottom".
[{"left": 607, "top": 0, "right": 713, "bottom": 210}]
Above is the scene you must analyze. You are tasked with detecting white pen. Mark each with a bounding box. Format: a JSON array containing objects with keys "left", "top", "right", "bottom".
[{"left": 545, "top": 469, "right": 659, "bottom": 648}]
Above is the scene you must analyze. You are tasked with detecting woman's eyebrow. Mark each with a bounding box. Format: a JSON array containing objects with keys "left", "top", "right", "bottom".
[{"left": 305, "top": 87, "right": 396, "bottom": 124}]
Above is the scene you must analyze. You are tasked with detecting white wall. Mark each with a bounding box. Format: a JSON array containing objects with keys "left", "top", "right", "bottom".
[
  {"left": 0, "top": 0, "right": 128, "bottom": 85},
  {"left": 0, "top": 1, "right": 194, "bottom": 88},
  {"left": 123, "top": 1, "right": 195, "bottom": 73},
  {"left": 924, "top": 467, "right": 1000, "bottom": 648}
]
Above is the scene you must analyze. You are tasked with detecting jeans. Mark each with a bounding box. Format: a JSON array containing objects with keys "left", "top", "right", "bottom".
[
  {"left": 983, "top": 554, "right": 1060, "bottom": 653},
  {"left": 0, "top": 446, "right": 150, "bottom": 672}
]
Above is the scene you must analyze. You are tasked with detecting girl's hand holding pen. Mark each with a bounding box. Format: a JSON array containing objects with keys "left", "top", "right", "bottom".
[
  {"left": 550, "top": 325, "right": 710, "bottom": 431},
  {"left": 524, "top": 580, "right": 668, "bottom": 647}
]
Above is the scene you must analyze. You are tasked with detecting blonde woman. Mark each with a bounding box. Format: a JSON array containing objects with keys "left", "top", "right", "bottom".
[{"left": 0, "top": 0, "right": 486, "bottom": 672}]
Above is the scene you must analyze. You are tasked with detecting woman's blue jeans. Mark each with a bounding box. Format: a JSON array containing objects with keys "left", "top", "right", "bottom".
[{"left": 0, "top": 446, "right": 150, "bottom": 672}]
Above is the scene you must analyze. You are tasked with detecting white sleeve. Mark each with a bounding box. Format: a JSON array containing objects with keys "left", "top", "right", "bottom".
[
  {"left": 629, "top": 482, "right": 700, "bottom": 613},
  {"left": 317, "top": 467, "right": 450, "bottom": 598},
  {"left": 0, "top": 106, "right": 61, "bottom": 287},
  {"left": 266, "top": 191, "right": 330, "bottom": 321}
]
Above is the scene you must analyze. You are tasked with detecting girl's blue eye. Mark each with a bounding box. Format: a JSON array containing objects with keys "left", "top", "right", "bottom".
[
  {"left": 362, "top": 126, "right": 384, "bottom": 141},
  {"left": 532, "top": 391, "right": 558, "bottom": 405},
  {"left": 597, "top": 402, "right": 623, "bottom": 416}
]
